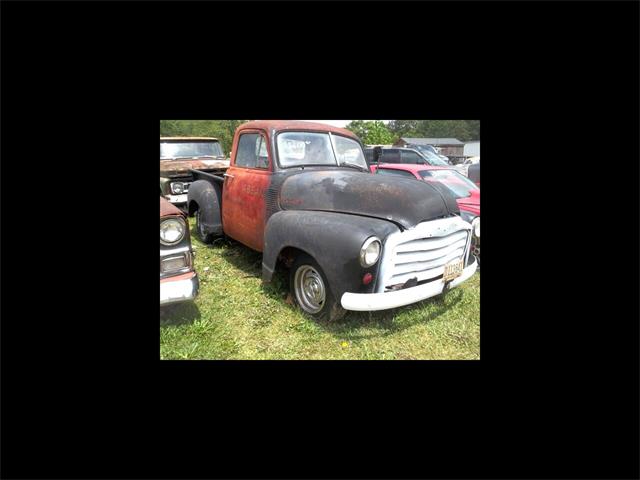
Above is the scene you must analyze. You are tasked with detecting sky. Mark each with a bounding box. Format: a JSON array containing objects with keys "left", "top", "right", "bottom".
[{"left": 306, "top": 120, "right": 391, "bottom": 128}]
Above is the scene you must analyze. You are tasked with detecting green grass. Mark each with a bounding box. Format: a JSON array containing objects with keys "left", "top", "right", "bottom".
[{"left": 160, "top": 225, "right": 480, "bottom": 360}]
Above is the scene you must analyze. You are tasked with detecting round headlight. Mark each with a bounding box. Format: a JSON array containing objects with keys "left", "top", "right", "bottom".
[
  {"left": 171, "top": 182, "right": 184, "bottom": 194},
  {"left": 160, "top": 218, "right": 186, "bottom": 245},
  {"left": 359, "top": 237, "right": 381, "bottom": 267},
  {"left": 472, "top": 217, "right": 480, "bottom": 238}
]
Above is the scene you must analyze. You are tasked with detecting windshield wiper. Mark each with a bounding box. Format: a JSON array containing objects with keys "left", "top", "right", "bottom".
[{"left": 339, "top": 162, "right": 368, "bottom": 172}]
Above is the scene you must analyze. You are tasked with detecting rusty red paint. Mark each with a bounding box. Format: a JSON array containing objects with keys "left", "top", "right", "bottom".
[
  {"left": 160, "top": 271, "right": 196, "bottom": 283},
  {"left": 237, "top": 120, "right": 359, "bottom": 143},
  {"left": 160, "top": 158, "right": 230, "bottom": 178},
  {"left": 160, "top": 196, "right": 185, "bottom": 218}
]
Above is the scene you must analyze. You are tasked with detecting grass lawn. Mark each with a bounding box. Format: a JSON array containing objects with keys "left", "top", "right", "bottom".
[{"left": 160, "top": 225, "right": 480, "bottom": 360}]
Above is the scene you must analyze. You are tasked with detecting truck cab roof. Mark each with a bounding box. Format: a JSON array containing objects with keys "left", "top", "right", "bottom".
[{"left": 238, "top": 120, "right": 360, "bottom": 140}]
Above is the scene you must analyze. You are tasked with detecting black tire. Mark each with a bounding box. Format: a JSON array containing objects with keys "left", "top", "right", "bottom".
[
  {"left": 195, "top": 208, "right": 214, "bottom": 244},
  {"left": 289, "top": 254, "right": 346, "bottom": 322}
]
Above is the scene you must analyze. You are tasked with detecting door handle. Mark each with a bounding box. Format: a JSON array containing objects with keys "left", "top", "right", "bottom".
[{"left": 224, "top": 173, "right": 235, "bottom": 179}]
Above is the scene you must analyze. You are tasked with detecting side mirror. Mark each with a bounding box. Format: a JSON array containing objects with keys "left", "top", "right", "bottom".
[{"left": 373, "top": 146, "right": 383, "bottom": 163}]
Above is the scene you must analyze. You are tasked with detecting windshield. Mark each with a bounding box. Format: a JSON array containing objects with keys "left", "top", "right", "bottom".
[
  {"left": 276, "top": 132, "right": 367, "bottom": 169},
  {"left": 160, "top": 141, "right": 224, "bottom": 159},
  {"left": 419, "top": 169, "right": 479, "bottom": 198},
  {"left": 415, "top": 147, "right": 449, "bottom": 166}
]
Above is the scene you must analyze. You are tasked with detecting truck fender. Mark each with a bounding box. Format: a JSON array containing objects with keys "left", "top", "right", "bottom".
[
  {"left": 262, "top": 210, "right": 399, "bottom": 298},
  {"left": 187, "top": 180, "right": 223, "bottom": 237}
]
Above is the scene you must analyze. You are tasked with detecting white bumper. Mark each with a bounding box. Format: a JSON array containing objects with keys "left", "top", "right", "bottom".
[
  {"left": 164, "top": 194, "right": 188, "bottom": 204},
  {"left": 340, "top": 257, "right": 477, "bottom": 311},
  {"left": 160, "top": 273, "right": 199, "bottom": 305}
]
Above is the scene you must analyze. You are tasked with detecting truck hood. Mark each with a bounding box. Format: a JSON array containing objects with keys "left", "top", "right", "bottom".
[
  {"left": 279, "top": 170, "right": 459, "bottom": 229},
  {"left": 160, "top": 158, "right": 230, "bottom": 178}
]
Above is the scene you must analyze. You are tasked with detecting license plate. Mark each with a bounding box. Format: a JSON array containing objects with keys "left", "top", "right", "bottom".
[{"left": 443, "top": 258, "right": 464, "bottom": 282}]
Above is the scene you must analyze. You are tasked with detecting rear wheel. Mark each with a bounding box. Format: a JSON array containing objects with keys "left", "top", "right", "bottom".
[
  {"left": 195, "top": 209, "right": 214, "bottom": 244},
  {"left": 290, "top": 254, "right": 345, "bottom": 322}
]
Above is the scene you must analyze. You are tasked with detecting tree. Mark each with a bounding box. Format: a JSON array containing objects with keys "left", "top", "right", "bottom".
[
  {"left": 345, "top": 120, "right": 396, "bottom": 145},
  {"left": 386, "top": 120, "right": 480, "bottom": 142}
]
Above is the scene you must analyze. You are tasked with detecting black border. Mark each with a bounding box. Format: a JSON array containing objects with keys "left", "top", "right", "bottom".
[{"left": 2, "top": 1, "right": 639, "bottom": 479}]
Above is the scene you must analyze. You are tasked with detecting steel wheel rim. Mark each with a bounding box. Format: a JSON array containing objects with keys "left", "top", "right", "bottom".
[{"left": 294, "top": 265, "right": 326, "bottom": 314}]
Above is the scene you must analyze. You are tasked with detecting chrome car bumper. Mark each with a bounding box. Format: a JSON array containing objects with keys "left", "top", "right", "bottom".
[
  {"left": 340, "top": 256, "right": 477, "bottom": 311},
  {"left": 164, "top": 194, "right": 188, "bottom": 205},
  {"left": 160, "top": 271, "right": 199, "bottom": 305}
]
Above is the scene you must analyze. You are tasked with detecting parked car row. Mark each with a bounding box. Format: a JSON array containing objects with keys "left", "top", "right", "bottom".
[{"left": 160, "top": 121, "right": 480, "bottom": 321}]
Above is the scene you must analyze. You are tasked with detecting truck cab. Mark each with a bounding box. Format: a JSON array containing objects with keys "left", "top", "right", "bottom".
[
  {"left": 187, "top": 121, "right": 477, "bottom": 321},
  {"left": 160, "top": 136, "right": 229, "bottom": 208}
]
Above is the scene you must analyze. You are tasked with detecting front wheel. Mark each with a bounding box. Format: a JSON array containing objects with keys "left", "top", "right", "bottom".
[
  {"left": 290, "top": 254, "right": 345, "bottom": 322},
  {"left": 195, "top": 209, "right": 214, "bottom": 244}
]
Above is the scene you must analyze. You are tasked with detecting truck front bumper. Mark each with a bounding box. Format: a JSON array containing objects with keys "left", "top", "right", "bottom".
[
  {"left": 164, "top": 194, "right": 188, "bottom": 205},
  {"left": 340, "top": 256, "right": 477, "bottom": 311},
  {"left": 160, "top": 271, "right": 199, "bottom": 305}
]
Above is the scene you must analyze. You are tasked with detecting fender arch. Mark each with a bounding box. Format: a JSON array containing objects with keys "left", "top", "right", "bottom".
[
  {"left": 262, "top": 210, "right": 399, "bottom": 298},
  {"left": 186, "top": 179, "right": 223, "bottom": 237}
]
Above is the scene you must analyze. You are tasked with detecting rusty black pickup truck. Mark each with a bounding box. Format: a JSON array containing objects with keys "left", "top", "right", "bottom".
[{"left": 187, "top": 121, "right": 477, "bottom": 321}]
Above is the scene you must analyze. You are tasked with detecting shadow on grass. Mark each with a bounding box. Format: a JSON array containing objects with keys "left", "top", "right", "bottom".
[
  {"left": 160, "top": 301, "right": 201, "bottom": 326},
  {"left": 194, "top": 235, "right": 466, "bottom": 338},
  {"left": 318, "top": 289, "right": 464, "bottom": 340}
]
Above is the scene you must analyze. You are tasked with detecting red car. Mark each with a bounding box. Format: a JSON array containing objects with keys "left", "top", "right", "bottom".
[{"left": 371, "top": 163, "right": 480, "bottom": 261}]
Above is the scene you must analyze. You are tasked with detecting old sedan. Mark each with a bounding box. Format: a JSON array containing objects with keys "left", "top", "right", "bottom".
[{"left": 160, "top": 197, "right": 199, "bottom": 305}]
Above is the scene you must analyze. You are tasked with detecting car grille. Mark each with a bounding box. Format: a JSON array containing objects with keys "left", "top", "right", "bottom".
[{"left": 377, "top": 217, "right": 471, "bottom": 292}]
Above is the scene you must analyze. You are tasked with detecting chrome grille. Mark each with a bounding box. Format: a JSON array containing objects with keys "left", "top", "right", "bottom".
[{"left": 377, "top": 217, "right": 471, "bottom": 292}]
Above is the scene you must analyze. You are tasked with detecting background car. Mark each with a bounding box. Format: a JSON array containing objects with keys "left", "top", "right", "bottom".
[
  {"left": 371, "top": 163, "right": 480, "bottom": 263},
  {"left": 364, "top": 146, "right": 451, "bottom": 167},
  {"left": 468, "top": 161, "right": 480, "bottom": 188},
  {"left": 160, "top": 197, "right": 199, "bottom": 305}
]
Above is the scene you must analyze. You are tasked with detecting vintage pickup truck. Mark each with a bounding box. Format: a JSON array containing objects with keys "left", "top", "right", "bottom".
[
  {"left": 187, "top": 121, "right": 477, "bottom": 321},
  {"left": 160, "top": 136, "right": 230, "bottom": 208}
]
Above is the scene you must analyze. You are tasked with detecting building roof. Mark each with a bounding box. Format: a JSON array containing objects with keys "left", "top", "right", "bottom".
[{"left": 400, "top": 137, "right": 464, "bottom": 145}]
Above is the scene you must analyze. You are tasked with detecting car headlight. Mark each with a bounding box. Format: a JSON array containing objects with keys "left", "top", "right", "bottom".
[
  {"left": 160, "top": 218, "right": 186, "bottom": 245},
  {"left": 472, "top": 217, "right": 480, "bottom": 238},
  {"left": 359, "top": 237, "right": 381, "bottom": 267},
  {"left": 171, "top": 182, "right": 184, "bottom": 194}
]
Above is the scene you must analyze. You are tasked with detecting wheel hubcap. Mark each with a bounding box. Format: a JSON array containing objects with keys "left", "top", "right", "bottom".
[{"left": 294, "top": 265, "right": 326, "bottom": 314}]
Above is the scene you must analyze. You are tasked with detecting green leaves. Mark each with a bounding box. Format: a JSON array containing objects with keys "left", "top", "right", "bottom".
[
  {"left": 160, "top": 120, "right": 247, "bottom": 154},
  {"left": 387, "top": 120, "right": 480, "bottom": 142},
  {"left": 345, "top": 120, "right": 395, "bottom": 145}
]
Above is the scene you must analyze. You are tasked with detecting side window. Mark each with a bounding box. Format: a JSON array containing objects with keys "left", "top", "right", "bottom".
[
  {"left": 377, "top": 168, "right": 416, "bottom": 179},
  {"left": 401, "top": 150, "right": 424, "bottom": 164},
  {"left": 236, "top": 133, "right": 269, "bottom": 169},
  {"left": 256, "top": 136, "right": 269, "bottom": 169},
  {"left": 382, "top": 149, "right": 401, "bottom": 163}
]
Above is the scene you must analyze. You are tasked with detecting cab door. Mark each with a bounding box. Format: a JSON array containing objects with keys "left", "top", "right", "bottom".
[{"left": 222, "top": 130, "right": 272, "bottom": 252}]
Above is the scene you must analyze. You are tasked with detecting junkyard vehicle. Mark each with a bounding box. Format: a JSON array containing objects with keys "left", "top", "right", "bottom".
[
  {"left": 187, "top": 121, "right": 477, "bottom": 321},
  {"left": 468, "top": 161, "right": 480, "bottom": 188},
  {"left": 160, "top": 197, "right": 199, "bottom": 305},
  {"left": 372, "top": 163, "right": 480, "bottom": 263},
  {"left": 364, "top": 146, "right": 451, "bottom": 167},
  {"left": 160, "top": 137, "right": 230, "bottom": 208}
]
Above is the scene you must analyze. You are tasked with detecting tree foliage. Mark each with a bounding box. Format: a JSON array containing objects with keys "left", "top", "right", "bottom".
[
  {"left": 160, "top": 120, "right": 247, "bottom": 154},
  {"left": 387, "top": 120, "right": 480, "bottom": 142},
  {"left": 344, "top": 120, "right": 396, "bottom": 145}
]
